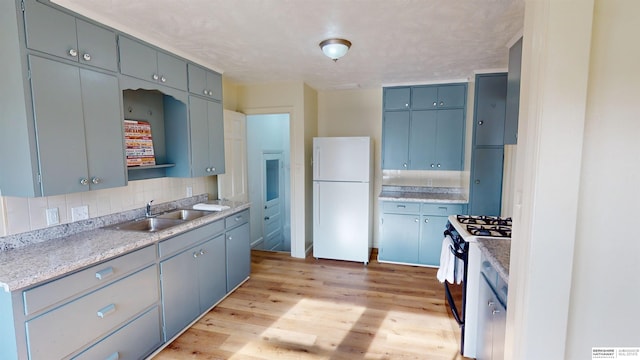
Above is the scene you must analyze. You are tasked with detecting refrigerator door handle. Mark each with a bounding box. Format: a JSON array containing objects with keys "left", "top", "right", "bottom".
[
  {"left": 315, "top": 183, "right": 320, "bottom": 225},
  {"left": 314, "top": 147, "right": 320, "bottom": 179}
]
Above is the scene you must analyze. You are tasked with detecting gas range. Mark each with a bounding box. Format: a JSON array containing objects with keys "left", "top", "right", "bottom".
[{"left": 448, "top": 215, "right": 513, "bottom": 241}]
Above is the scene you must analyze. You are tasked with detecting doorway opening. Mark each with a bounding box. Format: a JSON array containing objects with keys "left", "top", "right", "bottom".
[{"left": 246, "top": 114, "right": 291, "bottom": 253}]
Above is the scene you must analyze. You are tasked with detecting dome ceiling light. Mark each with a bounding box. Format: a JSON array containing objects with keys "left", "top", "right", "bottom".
[{"left": 319, "top": 38, "right": 352, "bottom": 62}]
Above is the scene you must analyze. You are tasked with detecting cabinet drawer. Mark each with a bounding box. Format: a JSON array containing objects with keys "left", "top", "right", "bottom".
[
  {"left": 421, "top": 203, "right": 465, "bottom": 215},
  {"left": 26, "top": 265, "right": 158, "bottom": 360},
  {"left": 381, "top": 201, "right": 420, "bottom": 214},
  {"left": 73, "top": 306, "right": 162, "bottom": 360},
  {"left": 23, "top": 245, "right": 155, "bottom": 316},
  {"left": 159, "top": 219, "right": 224, "bottom": 258},
  {"left": 225, "top": 209, "right": 249, "bottom": 229}
]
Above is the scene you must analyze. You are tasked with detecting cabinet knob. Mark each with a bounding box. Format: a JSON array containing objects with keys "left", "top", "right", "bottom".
[
  {"left": 91, "top": 177, "right": 101, "bottom": 185},
  {"left": 264, "top": 216, "right": 270, "bottom": 221},
  {"left": 160, "top": 76, "right": 167, "bottom": 83},
  {"left": 206, "top": 167, "right": 212, "bottom": 172},
  {"left": 80, "top": 178, "right": 89, "bottom": 186},
  {"left": 430, "top": 164, "right": 435, "bottom": 168},
  {"left": 403, "top": 163, "right": 407, "bottom": 168},
  {"left": 228, "top": 236, "right": 233, "bottom": 241},
  {"left": 203, "top": 89, "right": 208, "bottom": 95},
  {"left": 193, "top": 252, "right": 199, "bottom": 258},
  {"left": 209, "top": 90, "right": 214, "bottom": 96},
  {"left": 199, "top": 249, "right": 206, "bottom": 256},
  {"left": 478, "top": 120, "right": 484, "bottom": 125},
  {"left": 439, "top": 101, "right": 444, "bottom": 106},
  {"left": 152, "top": 74, "right": 159, "bottom": 81},
  {"left": 82, "top": 53, "right": 91, "bottom": 61},
  {"left": 437, "top": 163, "right": 441, "bottom": 168},
  {"left": 414, "top": 218, "right": 419, "bottom": 223},
  {"left": 211, "top": 167, "right": 216, "bottom": 172},
  {"left": 432, "top": 101, "right": 437, "bottom": 107},
  {"left": 487, "top": 300, "right": 495, "bottom": 307},
  {"left": 492, "top": 309, "right": 501, "bottom": 315},
  {"left": 475, "top": 179, "right": 481, "bottom": 184},
  {"left": 404, "top": 103, "right": 409, "bottom": 107},
  {"left": 68, "top": 48, "right": 78, "bottom": 57},
  {"left": 424, "top": 218, "right": 429, "bottom": 223}
]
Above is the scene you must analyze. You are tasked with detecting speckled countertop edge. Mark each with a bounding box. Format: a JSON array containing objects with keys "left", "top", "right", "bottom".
[
  {"left": 0, "top": 198, "right": 250, "bottom": 292},
  {"left": 378, "top": 185, "right": 468, "bottom": 203},
  {"left": 477, "top": 238, "right": 511, "bottom": 283}
]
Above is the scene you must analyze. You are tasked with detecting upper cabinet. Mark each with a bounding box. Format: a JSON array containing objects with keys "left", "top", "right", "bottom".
[
  {"left": 382, "top": 83, "right": 467, "bottom": 171},
  {"left": 504, "top": 37, "right": 523, "bottom": 145},
  {"left": 474, "top": 75, "right": 507, "bottom": 146},
  {"left": 119, "top": 36, "right": 188, "bottom": 91},
  {"left": 22, "top": 0, "right": 117, "bottom": 72},
  {"left": 188, "top": 64, "right": 222, "bottom": 101}
]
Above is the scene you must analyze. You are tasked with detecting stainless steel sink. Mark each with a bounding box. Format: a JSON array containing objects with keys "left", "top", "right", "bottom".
[
  {"left": 156, "top": 209, "right": 211, "bottom": 221},
  {"left": 107, "top": 217, "right": 183, "bottom": 232}
]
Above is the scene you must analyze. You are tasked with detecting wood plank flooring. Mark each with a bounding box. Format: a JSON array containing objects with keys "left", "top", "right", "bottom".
[{"left": 154, "top": 250, "right": 470, "bottom": 360}]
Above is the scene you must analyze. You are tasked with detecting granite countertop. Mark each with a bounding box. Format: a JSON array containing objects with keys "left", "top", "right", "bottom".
[
  {"left": 0, "top": 197, "right": 249, "bottom": 292},
  {"left": 378, "top": 185, "right": 468, "bottom": 203},
  {"left": 477, "top": 238, "right": 511, "bottom": 283}
]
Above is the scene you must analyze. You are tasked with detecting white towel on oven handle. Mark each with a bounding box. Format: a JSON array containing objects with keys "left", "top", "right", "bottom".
[{"left": 437, "top": 235, "right": 463, "bottom": 284}]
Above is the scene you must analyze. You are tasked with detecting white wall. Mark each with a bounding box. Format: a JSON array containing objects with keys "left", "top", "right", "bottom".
[
  {"left": 507, "top": 1, "right": 640, "bottom": 359},
  {"left": 0, "top": 176, "right": 216, "bottom": 236}
]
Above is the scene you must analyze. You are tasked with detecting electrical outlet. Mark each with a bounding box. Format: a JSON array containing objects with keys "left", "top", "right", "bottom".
[
  {"left": 72, "top": 205, "right": 89, "bottom": 221},
  {"left": 46, "top": 208, "right": 59, "bottom": 226},
  {"left": 186, "top": 186, "right": 193, "bottom": 197}
]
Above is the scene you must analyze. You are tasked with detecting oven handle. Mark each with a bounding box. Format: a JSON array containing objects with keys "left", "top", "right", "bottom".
[
  {"left": 445, "top": 281, "right": 464, "bottom": 326},
  {"left": 449, "top": 244, "right": 466, "bottom": 260}
]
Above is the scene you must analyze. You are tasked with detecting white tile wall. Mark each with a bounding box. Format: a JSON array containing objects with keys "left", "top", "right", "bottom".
[
  {"left": 382, "top": 169, "right": 469, "bottom": 189},
  {"left": 0, "top": 176, "right": 217, "bottom": 237}
]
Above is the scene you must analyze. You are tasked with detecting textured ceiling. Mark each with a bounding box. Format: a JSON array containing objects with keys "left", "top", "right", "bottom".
[{"left": 52, "top": 0, "right": 525, "bottom": 90}]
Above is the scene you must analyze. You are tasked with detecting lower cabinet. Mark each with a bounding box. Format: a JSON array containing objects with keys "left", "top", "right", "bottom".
[
  {"left": 477, "top": 259, "right": 507, "bottom": 360},
  {"left": 225, "top": 210, "right": 251, "bottom": 292},
  {"left": 379, "top": 201, "right": 466, "bottom": 266},
  {"left": 160, "top": 233, "right": 226, "bottom": 340}
]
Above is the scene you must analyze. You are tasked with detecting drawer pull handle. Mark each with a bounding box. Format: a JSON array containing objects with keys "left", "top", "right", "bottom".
[
  {"left": 235, "top": 216, "right": 241, "bottom": 221},
  {"left": 105, "top": 352, "right": 120, "bottom": 360},
  {"left": 397, "top": 205, "right": 406, "bottom": 208},
  {"left": 97, "top": 303, "right": 116, "bottom": 318},
  {"left": 438, "top": 207, "right": 448, "bottom": 211},
  {"left": 95, "top": 267, "right": 114, "bottom": 280}
]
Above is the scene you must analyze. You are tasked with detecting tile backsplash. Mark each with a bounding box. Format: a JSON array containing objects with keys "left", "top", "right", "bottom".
[
  {"left": 0, "top": 177, "right": 217, "bottom": 237},
  {"left": 382, "top": 169, "right": 470, "bottom": 191}
]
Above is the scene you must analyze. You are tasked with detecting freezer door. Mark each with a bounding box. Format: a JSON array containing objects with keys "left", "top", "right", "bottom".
[
  {"left": 313, "top": 181, "right": 371, "bottom": 263},
  {"left": 313, "top": 137, "right": 371, "bottom": 182}
]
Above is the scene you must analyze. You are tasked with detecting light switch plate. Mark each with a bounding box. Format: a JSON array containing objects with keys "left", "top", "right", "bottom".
[
  {"left": 72, "top": 205, "right": 89, "bottom": 221},
  {"left": 186, "top": 186, "right": 193, "bottom": 197},
  {"left": 46, "top": 208, "right": 59, "bottom": 226}
]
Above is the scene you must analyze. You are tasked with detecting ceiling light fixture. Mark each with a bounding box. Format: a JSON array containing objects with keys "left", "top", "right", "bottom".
[{"left": 319, "top": 38, "right": 352, "bottom": 62}]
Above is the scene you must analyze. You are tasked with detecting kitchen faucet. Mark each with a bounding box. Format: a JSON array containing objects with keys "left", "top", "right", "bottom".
[{"left": 146, "top": 200, "right": 154, "bottom": 217}]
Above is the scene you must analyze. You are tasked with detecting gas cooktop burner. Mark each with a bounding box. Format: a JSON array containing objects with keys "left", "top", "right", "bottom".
[
  {"left": 466, "top": 224, "right": 512, "bottom": 238},
  {"left": 456, "top": 215, "right": 512, "bottom": 226}
]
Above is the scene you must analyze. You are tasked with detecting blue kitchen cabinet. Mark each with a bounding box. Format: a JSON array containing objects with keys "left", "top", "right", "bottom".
[
  {"left": 384, "top": 87, "right": 411, "bottom": 110},
  {"left": 379, "top": 213, "right": 421, "bottom": 264},
  {"left": 410, "top": 109, "right": 465, "bottom": 170},
  {"left": 197, "top": 234, "right": 227, "bottom": 312},
  {"left": 411, "top": 84, "right": 466, "bottom": 109},
  {"left": 22, "top": 0, "right": 118, "bottom": 72},
  {"left": 225, "top": 210, "right": 251, "bottom": 292},
  {"left": 474, "top": 74, "right": 507, "bottom": 146},
  {"left": 29, "top": 55, "right": 126, "bottom": 196},
  {"left": 382, "top": 111, "right": 411, "bottom": 169},
  {"left": 188, "top": 63, "right": 223, "bottom": 101},
  {"left": 505, "top": 37, "right": 523, "bottom": 145},
  {"left": 419, "top": 215, "right": 448, "bottom": 266},
  {"left": 469, "top": 147, "right": 504, "bottom": 216},
  {"left": 382, "top": 84, "right": 466, "bottom": 171},
  {"left": 119, "top": 35, "right": 188, "bottom": 91}
]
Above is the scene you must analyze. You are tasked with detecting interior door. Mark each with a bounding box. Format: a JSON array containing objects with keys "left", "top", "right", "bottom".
[{"left": 263, "top": 152, "right": 284, "bottom": 250}]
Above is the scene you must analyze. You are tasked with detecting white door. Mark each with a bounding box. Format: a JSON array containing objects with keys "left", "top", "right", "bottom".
[
  {"left": 263, "top": 152, "right": 284, "bottom": 251},
  {"left": 218, "top": 110, "right": 248, "bottom": 201}
]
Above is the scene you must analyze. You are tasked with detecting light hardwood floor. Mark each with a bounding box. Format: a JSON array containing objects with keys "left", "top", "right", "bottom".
[{"left": 154, "top": 250, "right": 470, "bottom": 360}]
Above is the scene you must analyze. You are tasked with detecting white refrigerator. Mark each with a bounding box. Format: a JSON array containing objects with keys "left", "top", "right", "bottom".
[{"left": 313, "top": 137, "right": 373, "bottom": 264}]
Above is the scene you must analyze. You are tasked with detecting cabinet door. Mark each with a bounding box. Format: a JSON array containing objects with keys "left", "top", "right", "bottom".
[
  {"left": 384, "top": 87, "right": 410, "bottom": 109},
  {"left": 437, "top": 85, "right": 466, "bottom": 108},
  {"left": 419, "top": 215, "right": 448, "bottom": 266},
  {"left": 29, "top": 56, "right": 89, "bottom": 196},
  {"left": 226, "top": 222, "right": 250, "bottom": 292},
  {"left": 76, "top": 19, "right": 117, "bottom": 72},
  {"left": 207, "top": 71, "right": 223, "bottom": 101},
  {"left": 382, "top": 111, "right": 410, "bottom": 169},
  {"left": 119, "top": 36, "right": 158, "bottom": 83},
  {"left": 409, "top": 110, "right": 437, "bottom": 170},
  {"left": 189, "top": 96, "right": 210, "bottom": 177},
  {"left": 80, "top": 69, "right": 126, "bottom": 190},
  {"left": 160, "top": 249, "right": 199, "bottom": 341},
  {"left": 157, "top": 51, "right": 187, "bottom": 90},
  {"left": 474, "top": 74, "right": 507, "bottom": 146},
  {"left": 470, "top": 148, "right": 504, "bottom": 216},
  {"left": 187, "top": 63, "right": 208, "bottom": 96},
  {"left": 492, "top": 300, "right": 507, "bottom": 360},
  {"left": 411, "top": 86, "right": 438, "bottom": 109},
  {"left": 207, "top": 100, "right": 225, "bottom": 174},
  {"left": 476, "top": 275, "right": 494, "bottom": 360},
  {"left": 505, "top": 38, "right": 523, "bottom": 145},
  {"left": 379, "top": 213, "right": 420, "bottom": 263},
  {"left": 197, "top": 234, "right": 227, "bottom": 313},
  {"left": 435, "top": 109, "right": 465, "bottom": 170},
  {"left": 23, "top": 0, "right": 78, "bottom": 62}
]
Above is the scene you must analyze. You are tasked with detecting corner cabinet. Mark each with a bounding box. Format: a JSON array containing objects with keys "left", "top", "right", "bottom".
[
  {"left": 379, "top": 201, "right": 466, "bottom": 267},
  {"left": 382, "top": 84, "right": 467, "bottom": 170}
]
